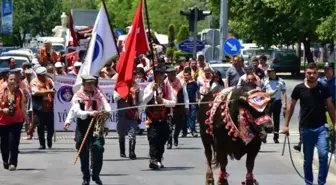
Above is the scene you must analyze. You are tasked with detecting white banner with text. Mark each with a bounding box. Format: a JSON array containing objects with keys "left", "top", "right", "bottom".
[{"left": 53, "top": 75, "right": 148, "bottom": 131}]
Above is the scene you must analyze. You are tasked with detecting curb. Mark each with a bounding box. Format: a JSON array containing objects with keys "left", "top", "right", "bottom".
[{"left": 300, "top": 147, "right": 336, "bottom": 175}]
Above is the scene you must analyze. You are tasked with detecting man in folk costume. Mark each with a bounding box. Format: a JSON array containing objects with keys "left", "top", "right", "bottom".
[
  {"left": 142, "top": 67, "right": 177, "bottom": 169},
  {"left": 66, "top": 75, "right": 110, "bottom": 185},
  {"left": 30, "top": 67, "right": 55, "bottom": 149},
  {"left": 115, "top": 71, "right": 144, "bottom": 159},
  {"left": 164, "top": 67, "right": 189, "bottom": 149}
]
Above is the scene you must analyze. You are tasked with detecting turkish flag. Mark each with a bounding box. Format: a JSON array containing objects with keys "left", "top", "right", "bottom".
[
  {"left": 69, "top": 10, "right": 79, "bottom": 46},
  {"left": 115, "top": 0, "right": 149, "bottom": 99}
]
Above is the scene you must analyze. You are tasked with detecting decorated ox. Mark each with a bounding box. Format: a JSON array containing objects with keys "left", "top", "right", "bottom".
[{"left": 199, "top": 87, "right": 274, "bottom": 185}]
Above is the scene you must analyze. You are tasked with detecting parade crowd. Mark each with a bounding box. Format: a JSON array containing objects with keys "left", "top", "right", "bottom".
[{"left": 0, "top": 40, "right": 335, "bottom": 185}]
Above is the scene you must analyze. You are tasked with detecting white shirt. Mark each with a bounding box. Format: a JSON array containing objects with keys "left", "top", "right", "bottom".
[
  {"left": 141, "top": 82, "right": 176, "bottom": 108},
  {"left": 71, "top": 90, "right": 111, "bottom": 121}
]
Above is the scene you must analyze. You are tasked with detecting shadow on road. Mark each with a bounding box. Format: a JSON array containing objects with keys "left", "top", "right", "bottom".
[
  {"left": 141, "top": 166, "right": 194, "bottom": 171},
  {"left": 100, "top": 173, "right": 129, "bottom": 177},
  {"left": 173, "top": 147, "right": 202, "bottom": 150},
  {"left": 16, "top": 168, "right": 45, "bottom": 171},
  {"left": 258, "top": 150, "right": 278, "bottom": 153},
  {"left": 104, "top": 157, "right": 150, "bottom": 162}
]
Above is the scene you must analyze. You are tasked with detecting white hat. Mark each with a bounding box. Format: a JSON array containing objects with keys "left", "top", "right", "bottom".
[
  {"left": 55, "top": 62, "right": 63, "bottom": 68},
  {"left": 137, "top": 64, "right": 144, "bottom": 69},
  {"left": 35, "top": 67, "right": 47, "bottom": 75},
  {"left": 32, "top": 58, "right": 39, "bottom": 64},
  {"left": 68, "top": 66, "right": 74, "bottom": 71},
  {"left": 74, "top": 61, "right": 82, "bottom": 67}
]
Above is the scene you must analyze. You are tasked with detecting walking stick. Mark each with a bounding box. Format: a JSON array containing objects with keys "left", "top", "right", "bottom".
[{"left": 73, "top": 116, "right": 96, "bottom": 166}]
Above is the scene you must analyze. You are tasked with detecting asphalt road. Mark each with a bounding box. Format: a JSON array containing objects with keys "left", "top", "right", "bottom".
[{"left": 1, "top": 77, "right": 335, "bottom": 185}]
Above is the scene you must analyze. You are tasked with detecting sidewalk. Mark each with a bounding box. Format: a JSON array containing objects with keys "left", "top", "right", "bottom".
[{"left": 300, "top": 148, "right": 336, "bottom": 175}]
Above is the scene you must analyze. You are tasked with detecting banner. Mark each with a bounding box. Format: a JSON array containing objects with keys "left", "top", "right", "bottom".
[
  {"left": 1, "top": 1, "right": 13, "bottom": 34},
  {"left": 54, "top": 75, "right": 148, "bottom": 131}
]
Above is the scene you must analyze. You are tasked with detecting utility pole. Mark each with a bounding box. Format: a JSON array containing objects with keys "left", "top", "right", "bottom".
[
  {"left": 192, "top": 8, "right": 198, "bottom": 58},
  {"left": 219, "top": 0, "right": 228, "bottom": 60}
]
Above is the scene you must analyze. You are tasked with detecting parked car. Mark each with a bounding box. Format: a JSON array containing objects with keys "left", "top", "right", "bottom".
[
  {"left": 0, "top": 56, "right": 30, "bottom": 69},
  {"left": 268, "top": 50, "right": 300, "bottom": 75},
  {"left": 1, "top": 50, "right": 34, "bottom": 63},
  {"left": 209, "top": 63, "right": 232, "bottom": 86},
  {"left": 0, "top": 47, "right": 19, "bottom": 55}
]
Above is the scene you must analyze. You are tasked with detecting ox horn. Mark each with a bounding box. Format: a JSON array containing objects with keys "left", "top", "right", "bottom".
[{"left": 247, "top": 89, "right": 262, "bottom": 96}]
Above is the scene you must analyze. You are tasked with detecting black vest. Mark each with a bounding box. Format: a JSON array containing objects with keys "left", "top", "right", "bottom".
[
  {"left": 125, "top": 90, "right": 140, "bottom": 120},
  {"left": 173, "top": 88, "right": 185, "bottom": 116},
  {"left": 76, "top": 100, "right": 97, "bottom": 134},
  {"left": 145, "top": 87, "right": 167, "bottom": 120}
]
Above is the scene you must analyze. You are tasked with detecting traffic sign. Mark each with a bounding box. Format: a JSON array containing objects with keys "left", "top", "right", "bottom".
[
  {"left": 115, "top": 29, "right": 124, "bottom": 37},
  {"left": 223, "top": 38, "right": 241, "bottom": 56},
  {"left": 178, "top": 39, "right": 205, "bottom": 54}
]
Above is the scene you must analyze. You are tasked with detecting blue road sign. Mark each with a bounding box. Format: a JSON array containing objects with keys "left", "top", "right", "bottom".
[
  {"left": 178, "top": 39, "right": 205, "bottom": 54},
  {"left": 115, "top": 29, "right": 124, "bottom": 37},
  {"left": 223, "top": 38, "right": 241, "bottom": 56}
]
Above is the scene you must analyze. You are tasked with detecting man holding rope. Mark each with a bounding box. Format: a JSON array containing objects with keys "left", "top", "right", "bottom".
[
  {"left": 282, "top": 63, "right": 335, "bottom": 185},
  {"left": 67, "top": 75, "right": 110, "bottom": 185}
]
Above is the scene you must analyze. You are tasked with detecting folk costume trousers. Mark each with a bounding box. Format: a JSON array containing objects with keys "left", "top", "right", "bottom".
[
  {"left": 147, "top": 120, "right": 169, "bottom": 162},
  {"left": 167, "top": 114, "right": 185, "bottom": 145},
  {"left": 117, "top": 118, "right": 138, "bottom": 155},
  {"left": 75, "top": 129, "right": 105, "bottom": 181},
  {"left": 0, "top": 123, "right": 23, "bottom": 167}
]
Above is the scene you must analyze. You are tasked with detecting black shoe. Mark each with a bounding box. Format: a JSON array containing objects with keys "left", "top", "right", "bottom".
[
  {"left": 120, "top": 153, "right": 126, "bottom": 158},
  {"left": 3, "top": 162, "right": 9, "bottom": 170},
  {"left": 293, "top": 145, "right": 301, "bottom": 152},
  {"left": 191, "top": 133, "right": 198, "bottom": 137},
  {"left": 158, "top": 159, "right": 164, "bottom": 168},
  {"left": 166, "top": 143, "right": 172, "bottom": 149},
  {"left": 92, "top": 176, "right": 103, "bottom": 185},
  {"left": 173, "top": 138, "right": 178, "bottom": 147},
  {"left": 119, "top": 139, "right": 126, "bottom": 158},
  {"left": 181, "top": 134, "right": 187, "bottom": 138},
  {"left": 82, "top": 180, "right": 90, "bottom": 185},
  {"left": 149, "top": 160, "right": 159, "bottom": 170},
  {"left": 38, "top": 145, "right": 46, "bottom": 150},
  {"left": 47, "top": 140, "right": 52, "bottom": 149},
  {"left": 273, "top": 139, "right": 279, "bottom": 144}
]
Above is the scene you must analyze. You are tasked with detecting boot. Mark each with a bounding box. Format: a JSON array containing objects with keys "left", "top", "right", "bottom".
[
  {"left": 129, "top": 140, "right": 137, "bottom": 160},
  {"left": 119, "top": 139, "right": 126, "bottom": 158}
]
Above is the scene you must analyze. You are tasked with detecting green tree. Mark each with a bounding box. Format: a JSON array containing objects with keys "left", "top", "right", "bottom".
[
  {"left": 168, "top": 24, "right": 175, "bottom": 48},
  {"left": 176, "top": 25, "right": 190, "bottom": 43},
  {"left": 10, "top": 0, "right": 63, "bottom": 46}
]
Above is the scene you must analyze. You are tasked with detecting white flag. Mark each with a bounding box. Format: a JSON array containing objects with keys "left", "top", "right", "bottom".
[{"left": 73, "top": 3, "right": 118, "bottom": 93}]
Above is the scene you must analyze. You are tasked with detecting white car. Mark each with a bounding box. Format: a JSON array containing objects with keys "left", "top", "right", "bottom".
[
  {"left": 209, "top": 63, "right": 232, "bottom": 86},
  {"left": 0, "top": 56, "right": 30, "bottom": 69},
  {"left": 1, "top": 49, "right": 34, "bottom": 62}
]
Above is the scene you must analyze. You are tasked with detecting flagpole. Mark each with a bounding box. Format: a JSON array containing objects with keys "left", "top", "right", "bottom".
[
  {"left": 102, "top": 0, "right": 120, "bottom": 56},
  {"left": 143, "top": 0, "right": 157, "bottom": 83}
]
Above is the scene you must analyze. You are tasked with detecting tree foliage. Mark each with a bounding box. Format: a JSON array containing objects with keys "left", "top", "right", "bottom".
[
  {"left": 176, "top": 25, "right": 190, "bottom": 43},
  {"left": 168, "top": 24, "right": 175, "bottom": 48}
]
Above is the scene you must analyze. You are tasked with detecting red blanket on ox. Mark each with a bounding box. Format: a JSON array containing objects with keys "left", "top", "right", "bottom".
[{"left": 205, "top": 88, "right": 272, "bottom": 145}]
